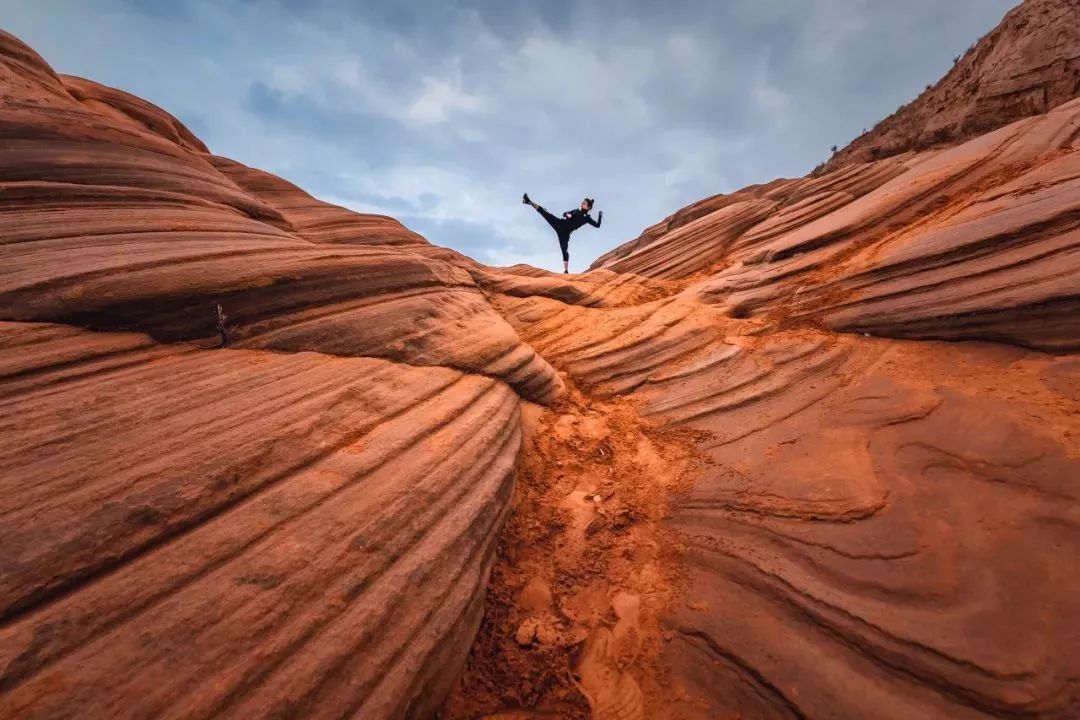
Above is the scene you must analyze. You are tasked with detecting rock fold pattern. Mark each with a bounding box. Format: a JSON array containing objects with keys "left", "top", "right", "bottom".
[
  {"left": 593, "top": 99, "right": 1080, "bottom": 353},
  {"left": 0, "top": 28, "right": 543, "bottom": 720},
  {"left": 2, "top": 3, "right": 1080, "bottom": 717}
]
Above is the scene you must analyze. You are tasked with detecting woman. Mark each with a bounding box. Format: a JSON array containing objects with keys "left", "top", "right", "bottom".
[{"left": 523, "top": 193, "right": 602, "bottom": 274}]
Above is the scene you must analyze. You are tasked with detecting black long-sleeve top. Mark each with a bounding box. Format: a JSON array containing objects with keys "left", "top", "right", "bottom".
[{"left": 561, "top": 208, "right": 601, "bottom": 232}]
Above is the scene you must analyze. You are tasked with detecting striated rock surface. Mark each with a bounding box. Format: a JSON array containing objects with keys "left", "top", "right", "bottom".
[
  {"left": 659, "top": 338, "right": 1079, "bottom": 719},
  {"left": 493, "top": 284, "right": 1080, "bottom": 717},
  {"left": 3, "top": 2, "right": 1080, "bottom": 719},
  {"left": 470, "top": 3, "right": 1079, "bottom": 717},
  {"left": 0, "top": 322, "right": 519, "bottom": 719},
  {"left": 588, "top": 178, "right": 800, "bottom": 272},
  {"left": 0, "top": 29, "right": 559, "bottom": 404},
  {"left": 0, "top": 26, "right": 550, "bottom": 720},
  {"left": 825, "top": 0, "right": 1080, "bottom": 171},
  {"left": 209, "top": 155, "right": 428, "bottom": 246},
  {"left": 592, "top": 99, "right": 1080, "bottom": 352}
]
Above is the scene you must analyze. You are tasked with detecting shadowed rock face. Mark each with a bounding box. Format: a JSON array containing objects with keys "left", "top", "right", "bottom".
[{"left": 2, "top": 2, "right": 1080, "bottom": 718}]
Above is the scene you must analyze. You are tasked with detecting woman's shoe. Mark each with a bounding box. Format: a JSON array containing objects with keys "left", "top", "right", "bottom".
[{"left": 522, "top": 192, "right": 530, "bottom": 204}]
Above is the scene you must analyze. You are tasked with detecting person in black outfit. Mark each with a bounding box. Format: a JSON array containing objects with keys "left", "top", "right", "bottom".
[{"left": 523, "top": 193, "right": 602, "bottom": 273}]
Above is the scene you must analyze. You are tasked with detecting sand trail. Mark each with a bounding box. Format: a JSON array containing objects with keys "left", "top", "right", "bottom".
[{"left": 439, "top": 381, "right": 709, "bottom": 719}]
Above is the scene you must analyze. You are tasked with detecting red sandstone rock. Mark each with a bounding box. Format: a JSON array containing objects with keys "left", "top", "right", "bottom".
[
  {"left": 0, "top": 29, "right": 559, "bottom": 404},
  {"left": 0, "top": 27, "right": 556, "bottom": 720},
  {"left": 495, "top": 279, "right": 1080, "bottom": 719},
  {"left": 209, "top": 155, "right": 428, "bottom": 246},
  {"left": 591, "top": 98, "right": 1080, "bottom": 352},
  {"left": 0, "top": 322, "right": 520, "bottom": 719},
  {"left": 482, "top": 3, "right": 1080, "bottom": 716},
  {"left": 2, "top": 2, "right": 1080, "bottom": 719},
  {"left": 825, "top": 0, "right": 1080, "bottom": 171}
]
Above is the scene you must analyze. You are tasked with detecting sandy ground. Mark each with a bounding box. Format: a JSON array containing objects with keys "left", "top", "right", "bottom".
[{"left": 439, "top": 378, "right": 711, "bottom": 720}]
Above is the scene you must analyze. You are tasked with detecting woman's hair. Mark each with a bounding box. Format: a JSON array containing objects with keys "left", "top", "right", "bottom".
[{"left": 583, "top": 197, "right": 595, "bottom": 209}]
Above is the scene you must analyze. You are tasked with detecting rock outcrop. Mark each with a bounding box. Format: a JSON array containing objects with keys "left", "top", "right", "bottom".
[
  {"left": 492, "top": 289, "right": 1079, "bottom": 717},
  {"left": 0, "top": 322, "right": 519, "bottom": 719},
  {"left": 0, "top": 30, "right": 559, "bottom": 404},
  {"left": 591, "top": 101, "right": 1080, "bottom": 353},
  {"left": 485, "top": 1, "right": 1079, "bottom": 717},
  {"left": 2, "top": 2, "right": 1079, "bottom": 719},
  {"left": 0, "top": 27, "right": 552, "bottom": 720},
  {"left": 824, "top": 0, "right": 1080, "bottom": 171}
]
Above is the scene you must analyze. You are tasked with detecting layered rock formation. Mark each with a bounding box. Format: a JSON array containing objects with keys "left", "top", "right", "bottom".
[
  {"left": 0, "top": 27, "right": 552, "bottom": 720},
  {"left": 493, "top": 295, "right": 1079, "bottom": 717},
  {"left": 0, "top": 30, "right": 559, "bottom": 404},
  {"left": 2, "top": 1, "right": 1079, "bottom": 718},
  {"left": 488, "top": 1, "right": 1080, "bottom": 715},
  {"left": 592, "top": 101, "right": 1080, "bottom": 353},
  {"left": 824, "top": 0, "right": 1080, "bottom": 170},
  {"left": 1, "top": 322, "right": 519, "bottom": 719}
]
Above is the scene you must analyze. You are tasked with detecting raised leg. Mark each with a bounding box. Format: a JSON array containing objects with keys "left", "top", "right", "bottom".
[{"left": 536, "top": 205, "right": 564, "bottom": 233}]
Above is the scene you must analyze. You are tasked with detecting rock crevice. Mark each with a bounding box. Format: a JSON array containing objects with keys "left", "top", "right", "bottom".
[{"left": 2, "top": 3, "right": 1079, "bottom": 718}]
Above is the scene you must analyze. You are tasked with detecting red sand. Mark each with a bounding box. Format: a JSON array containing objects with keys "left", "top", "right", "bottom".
[{"left": 2, "top": 3, "right": 1079, "bottom": 717}]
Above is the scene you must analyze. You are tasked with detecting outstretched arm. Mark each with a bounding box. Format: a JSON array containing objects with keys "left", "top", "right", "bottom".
[{"left": 588, "top": 210, "right": 603, "bottom": 228}]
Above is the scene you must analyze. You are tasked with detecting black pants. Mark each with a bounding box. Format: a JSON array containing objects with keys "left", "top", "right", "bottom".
[{"left": 537, "top": 206, "right": 571, "bottom": 262}]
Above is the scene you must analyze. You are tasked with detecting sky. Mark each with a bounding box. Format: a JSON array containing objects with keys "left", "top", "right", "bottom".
[{"left": 3, "top": 0, "right": 1017, "bottom": 271}]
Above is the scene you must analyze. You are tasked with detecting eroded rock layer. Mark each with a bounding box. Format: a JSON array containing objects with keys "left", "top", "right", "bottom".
[
  {"left": 480, "top": 1, "right": 1080, "bottom": 713},
  {"left": 2, "top": 2, "right": 1080, "bottom": 718},
  {"left": 593, "top": 100, "right": 1080, "bottom": 353},
  {"left": 0, "top": 322, "right": 519, "bottom": 719},
  {"left": 495, "top": 288, "right": 1080, "bottom": 717},
  {"left": 0, "top": 26, "right": 548, "bottom": 720},
  {"left": 0, "top": 29, "right": 560, "bottom": 404},
  {"left": 824, "top": 0, "right": 1080, "bottom": 170}
]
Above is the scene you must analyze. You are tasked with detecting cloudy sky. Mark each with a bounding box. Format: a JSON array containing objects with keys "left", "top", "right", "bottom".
[{"left": 5, "top": 0, "right": 1016, "bottom": 271}]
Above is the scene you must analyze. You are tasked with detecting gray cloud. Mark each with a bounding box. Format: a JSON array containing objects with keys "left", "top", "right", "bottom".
[{"left": 4, "top": 0, "right": 1016, "bottom": 271}]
